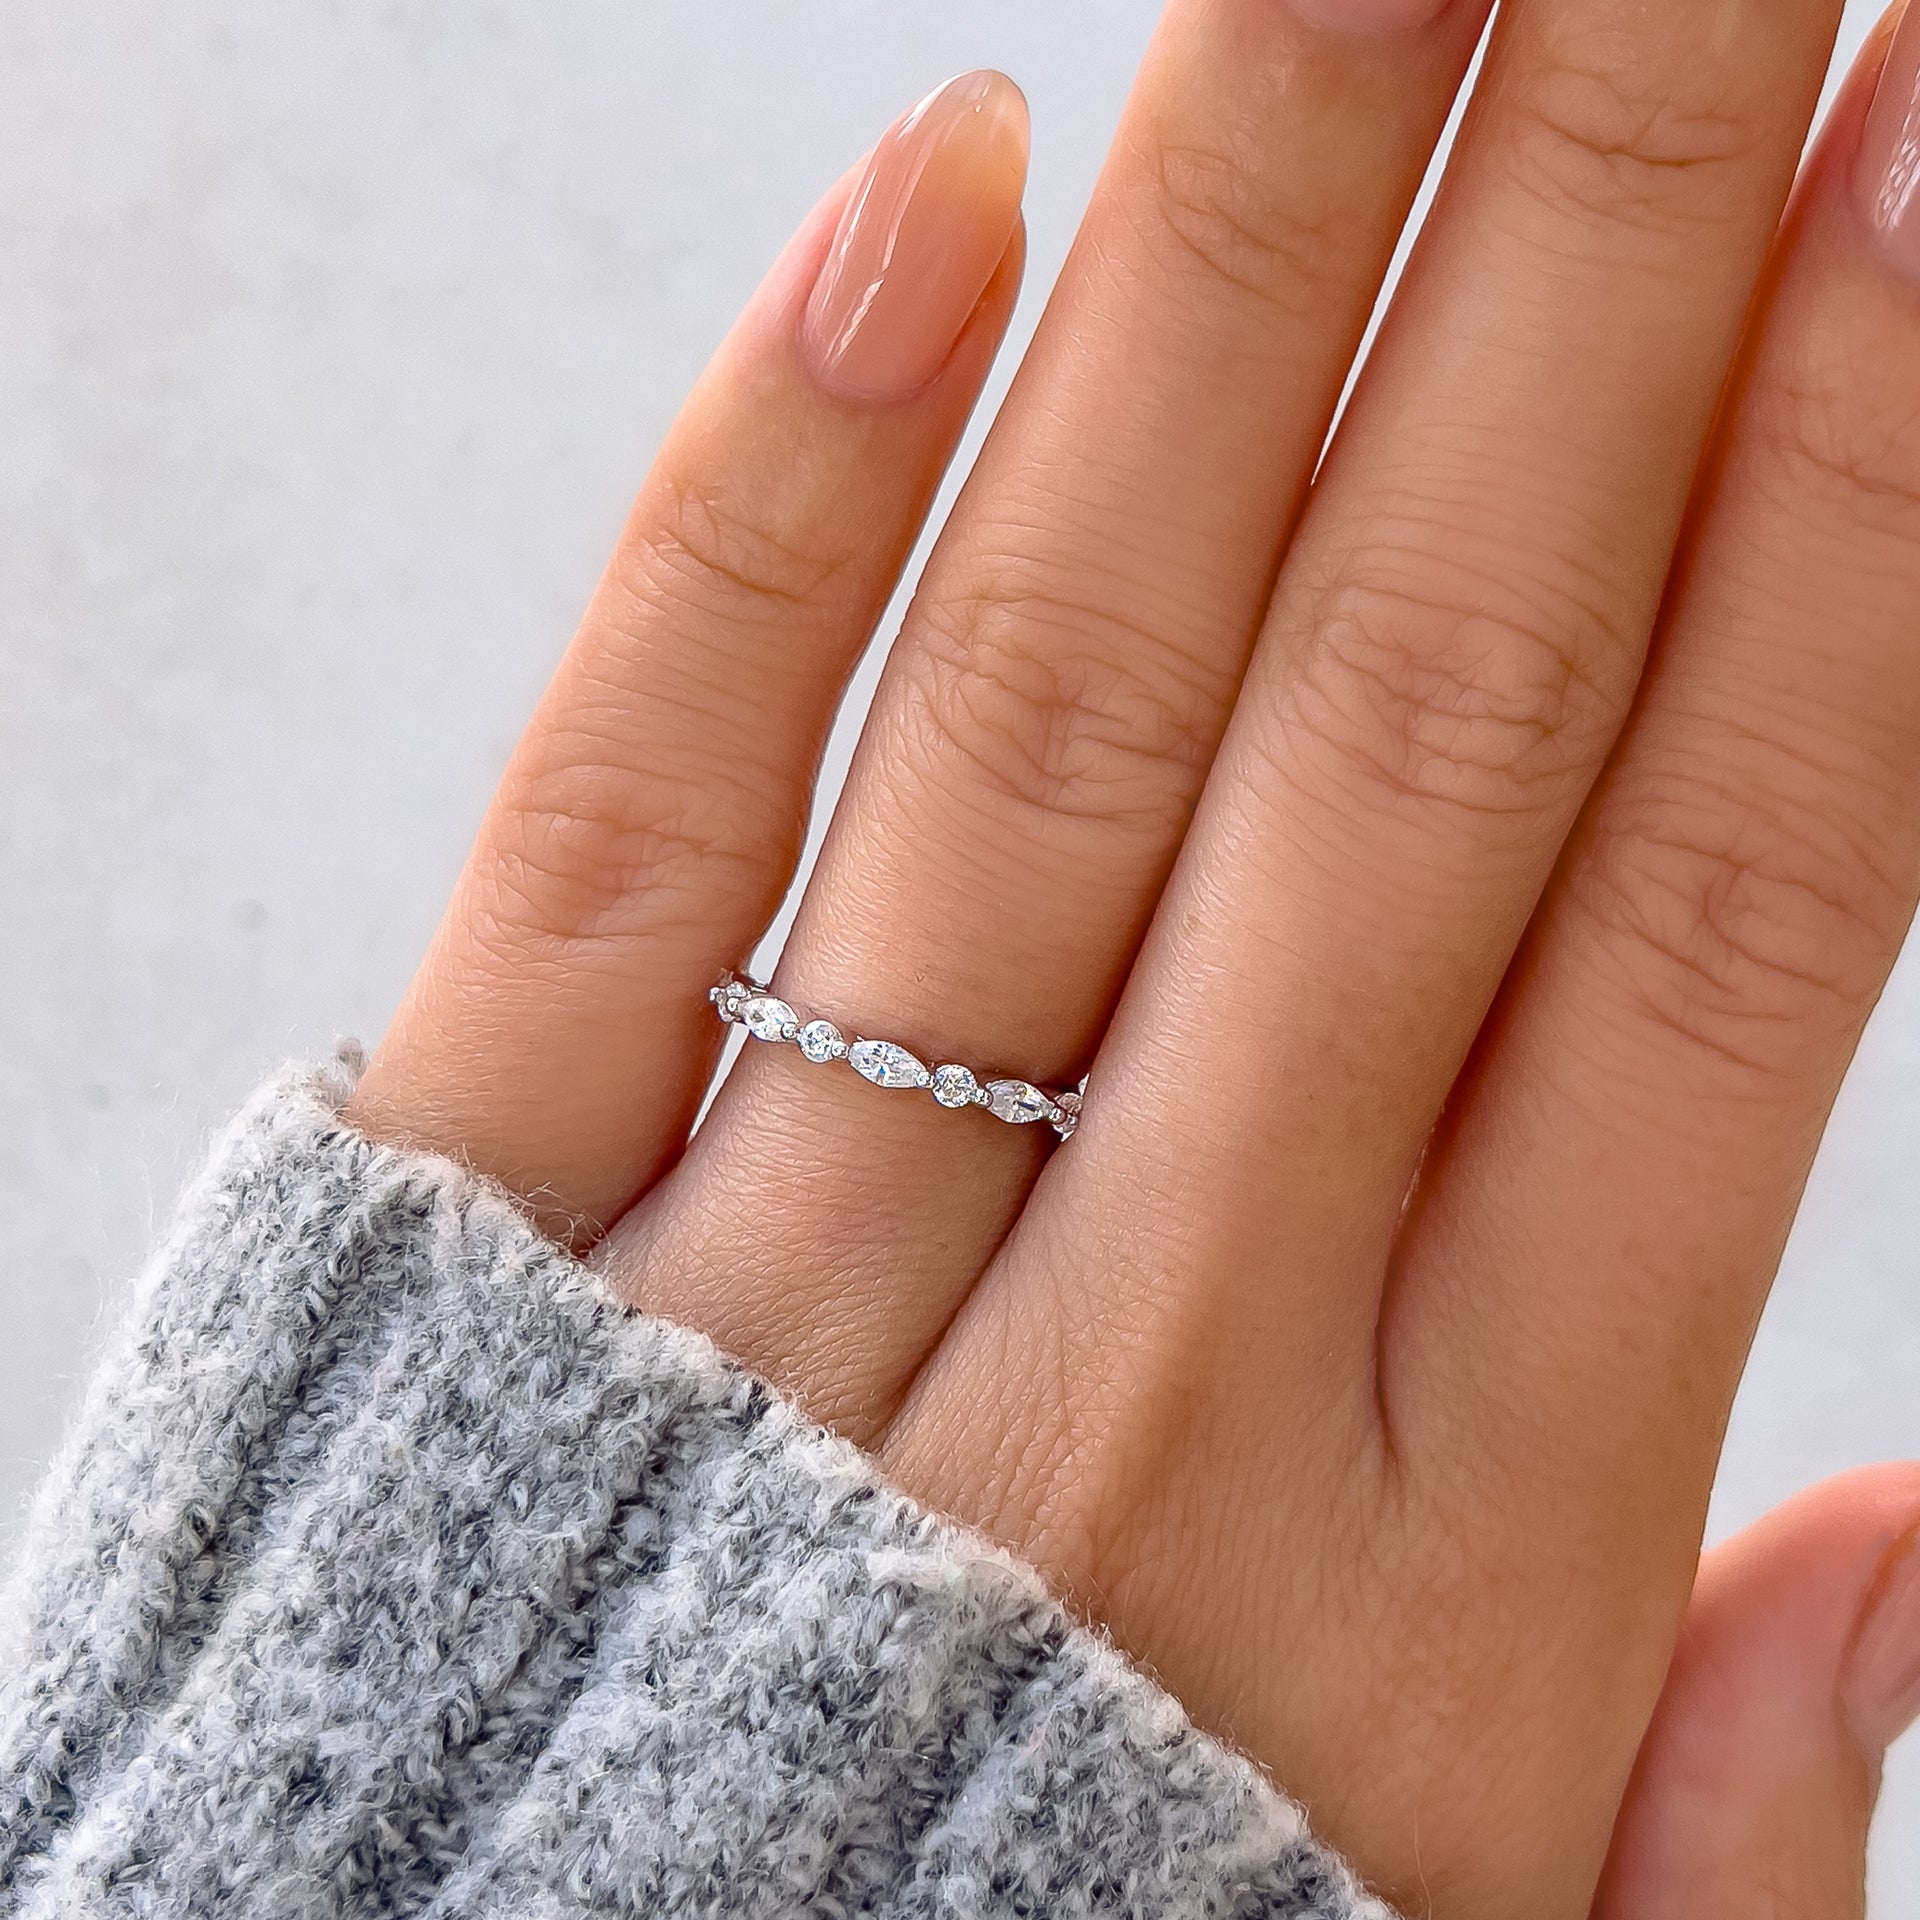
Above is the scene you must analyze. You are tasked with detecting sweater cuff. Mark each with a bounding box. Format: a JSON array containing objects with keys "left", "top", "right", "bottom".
[{"left": 0, "top": 1060, "right": 1389, "bottom": 1920}]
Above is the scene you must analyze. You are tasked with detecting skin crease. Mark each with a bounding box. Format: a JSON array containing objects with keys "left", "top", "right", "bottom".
[{"left": 349, "top": 3, "right": 1920, "bottom": 1915}]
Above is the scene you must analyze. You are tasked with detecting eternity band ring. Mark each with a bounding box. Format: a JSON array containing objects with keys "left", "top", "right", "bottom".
[{"left": 710, "top": 972, "right": 1085, "bottom": 1141}]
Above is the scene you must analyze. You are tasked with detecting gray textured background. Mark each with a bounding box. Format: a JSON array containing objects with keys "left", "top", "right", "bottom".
[{"left": 1, "top": 0, "right": 1913, "bottom": 1900}]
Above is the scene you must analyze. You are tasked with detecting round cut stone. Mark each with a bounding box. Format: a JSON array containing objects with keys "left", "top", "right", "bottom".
[
  {"left": 929, "top": 1064, "right": 980, "bottom": 1109},
  {"left": 740, "top": 995, "right": 799, "bottom": 1043},
  {"left": 984, "top": 1079, "right": 1057, "bottom": 1126},
  {"left": 848, "top": 1039, "right": 931, "bottom": 1090},
  {"left": 796, "top": 1019, "right": 848, "bottom": 1064}
]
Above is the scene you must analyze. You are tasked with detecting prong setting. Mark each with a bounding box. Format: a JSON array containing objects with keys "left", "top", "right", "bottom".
[
  {"left": 930, "top": 1064, "right": 982, "bottom": 1109},
  {"left": 796, "top": 1019, "right": 849, "bottom": 1064},
  {"left": 740, "top": 995, "right": 800, "bottom": 1043}
]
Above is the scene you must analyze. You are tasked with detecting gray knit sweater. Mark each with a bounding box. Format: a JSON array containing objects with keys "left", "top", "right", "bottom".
[{"left": 0, "top": 1060, "right": 1385, "bottom": 1919}]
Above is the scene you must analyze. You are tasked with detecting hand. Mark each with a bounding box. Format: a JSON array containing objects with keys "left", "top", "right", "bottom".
[{"left": 346, "top": 1, "right": 1920, "bottom": 1912}]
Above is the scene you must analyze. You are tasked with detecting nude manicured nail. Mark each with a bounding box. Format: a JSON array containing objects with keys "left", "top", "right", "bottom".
[
  {"left": 1842, "top": 1520, "right": 1920, "bottom": 1752},
  {"left": 1858, "top": 6, "right": 1920, "bottom": 278},
  {"left": 802, "top": 71, "right": 1028, "bottom": 400},
  {"left": 1286, "top": 0, "right": 1453, "bottom": 34}
]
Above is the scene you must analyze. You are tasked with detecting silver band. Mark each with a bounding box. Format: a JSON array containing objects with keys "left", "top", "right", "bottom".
[{"left": 710, "top": 972, "right": 1084, "bottom": 1141}]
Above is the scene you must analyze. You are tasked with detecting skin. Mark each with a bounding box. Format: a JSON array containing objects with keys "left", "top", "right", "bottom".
[
  {"left": 1596, "top": 1468, "right": 1920, "bottom": 1920},
  {"left": 349, "top": 1, "right": 1920, "bottom": 1912}
]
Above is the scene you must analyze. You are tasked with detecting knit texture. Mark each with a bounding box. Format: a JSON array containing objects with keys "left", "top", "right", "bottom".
[{"left": 0, "top": 1061, "right": 1386, "bottom": 1920}]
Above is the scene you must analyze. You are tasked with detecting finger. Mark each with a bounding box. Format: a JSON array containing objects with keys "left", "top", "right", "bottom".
[
  {"left": 900, "top": 0, "right": 1841, "bottom": 1512},
  {"left": 884, "top": 0, "right": 1844, "bottom": 1901},
  {"left": 608, "top": 0, "right": 1498, "bottom": 1425},
  {"left": 1396, "top": 13, "right": 1920, "bottom": 1527},
  {"left": 347, "top": 75, "right": 1028, "bottom": 1241},
  {"left": 1593, "top": 1465, "right": 1920, "bottom": 1920}
]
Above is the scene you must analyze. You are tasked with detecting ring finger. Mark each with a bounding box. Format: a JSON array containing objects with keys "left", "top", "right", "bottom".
[{"left": 608, "top": 0, "right": 1498, "bottom": 1424}]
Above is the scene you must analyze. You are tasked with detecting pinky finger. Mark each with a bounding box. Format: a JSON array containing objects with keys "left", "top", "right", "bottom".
[
  {"left": 1593, "top": 1465, "right": 1920, "bottom": 1920},
  {"left": 347, "top": 74, "right": 1029, "bottom": 1242}
]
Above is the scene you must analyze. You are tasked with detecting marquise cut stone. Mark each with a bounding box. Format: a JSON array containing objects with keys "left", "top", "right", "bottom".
[
  {"left": 929, "top": 1064, "right": 980, "bottom": 1109},
  {"left": 797, "top": 1019, "right": 847, "bottom": 1064},
  {"left": 741, "top": 995, "right": 799, "bottom": 1043},
  {"left": 984, "top": 1079, "right": 1056, "bottom": 1125},
  {"left": 848, "top": 1039, "right": 931, "bottom": 1090}
]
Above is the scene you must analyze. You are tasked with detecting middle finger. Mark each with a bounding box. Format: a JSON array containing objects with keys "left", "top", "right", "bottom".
[
  {"left": 965, "top": 0, "right": 1847, "bottom": 1453},
  {"left": 894, "top": 0, "right": 1841, "bottom": 1825}
]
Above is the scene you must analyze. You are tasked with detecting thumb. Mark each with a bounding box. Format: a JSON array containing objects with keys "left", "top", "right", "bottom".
[{"left": 1593, "top": 1464, "right": 1920, "bottom": 1920}]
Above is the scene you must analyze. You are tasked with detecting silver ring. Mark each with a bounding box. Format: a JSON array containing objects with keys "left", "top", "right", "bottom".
[{"left": 710, "top": 972, "right": 1084, "bottom": 1141}]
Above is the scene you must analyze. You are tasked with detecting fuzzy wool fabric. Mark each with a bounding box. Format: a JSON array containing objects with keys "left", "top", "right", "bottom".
[{"left": 0, "top": 1061, "right": 1388, "bottom": 1920}]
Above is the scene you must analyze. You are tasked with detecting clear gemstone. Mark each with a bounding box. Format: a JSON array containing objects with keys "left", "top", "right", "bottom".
[
  {"left": 711, "top": 978, "right": 751, "bottom": 1021},
  {"left": 740, "top": 995, "right": 799, "bottom": 1043},
  {"left": 929, "top": 1064, "right": 979, "bottom": 1109},
  {"left": 984, "top": 1079, "right": 1057, "bottom": 1126},
  {"left": 848, "top": 1039, "right": 931, "bottom": 1090},
  {"left": 796, "top": 1019, "right": 848, "bottom": 1064}
]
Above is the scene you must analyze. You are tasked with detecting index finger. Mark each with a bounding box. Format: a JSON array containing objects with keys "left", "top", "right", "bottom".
[{"left": 347, "top": 76, "right": 1029, "bottom": 1242}]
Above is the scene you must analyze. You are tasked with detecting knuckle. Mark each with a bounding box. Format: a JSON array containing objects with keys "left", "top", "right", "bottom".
[
  {"left": 1502, "top": 39, "right": 1759, "bottom": 231},
  {"left": 1283, "top": 572, "right": 1615, "bottom": 823},
  {"left": 1573, "top": 774, "right": 1898, "bottom": 1075},
  {"left": 1754, "top": 362, "right": 1920, "bottom": 536},
  {"left": 1138, "top": 132, "right": 1348, "bottom": 311},
  {"left": 618, "top": 472, "right": 846, "bottom": 622},
  {"left": 900, "top": 571, "right": 1218, "bottom": 834},
  {"left": 482, "top": 733, "right": 791, "bottom": 950}
]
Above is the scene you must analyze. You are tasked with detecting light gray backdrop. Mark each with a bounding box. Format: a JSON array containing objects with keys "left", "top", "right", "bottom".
[{"left": 1, "top": 0, "right": 1913, "bottom": 1902}]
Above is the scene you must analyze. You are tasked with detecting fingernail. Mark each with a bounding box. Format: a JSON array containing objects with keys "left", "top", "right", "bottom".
[
  {"left": 1841, "top": 1519, "right": 1920, "bottom": 1752},
  {"left": 1285, "top": 0, "right": 1453, "bottom": 33},
  {"left": 1858, "top": 5, "right": 1920, "bottom": 279},
  {"left": 802, "top": 71, "right": 1028, "bottom": 401}
]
